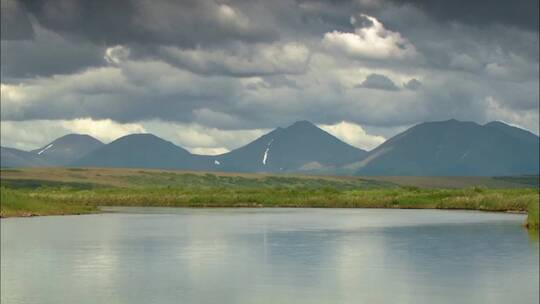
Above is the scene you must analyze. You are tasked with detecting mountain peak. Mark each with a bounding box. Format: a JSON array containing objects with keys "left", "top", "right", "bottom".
[
  {"left": 217, "top": 119, "right": 366, "bottom": 172},
  {"left": 287, "top": 120, "right": 317, "bottom": 129},
  {"left": 110, "top": 133, "right": 185, "bottom": 149},
  {"left": 430, "top": 118, "right": 463, "bottom": 125},
  {"left": 117, "top": 133, "right": 156, "bottom": 140},
  {"left": 29, "top": 133, "right": 105, "bottom": 166},
  {"left": 484, "top": 121, "right": 506, "bottom": 127},
  {"left": 52, "top": 133, "right": 103, "bottom": 145},
  {"left": 74, "top": 133, "right": 193, "bottom": 169},
  {"left": 416, "top": 119, "right": 481, "bottom": 130},
  {"left": 113, "top": 133, "right": 169, "bottom": 143}
]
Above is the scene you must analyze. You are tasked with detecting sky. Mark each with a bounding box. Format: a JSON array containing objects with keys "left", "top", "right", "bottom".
[{"left": 1, "top": 0, "right": 538, "bottom": 154}]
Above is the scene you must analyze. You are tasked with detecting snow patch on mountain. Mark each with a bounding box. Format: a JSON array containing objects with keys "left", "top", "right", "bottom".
[
  {"left": 37, "top": 144, "right": 54, "bottom": 155},
  {"left": 262, "top": 139, "right": 274, "bottom": 165}
]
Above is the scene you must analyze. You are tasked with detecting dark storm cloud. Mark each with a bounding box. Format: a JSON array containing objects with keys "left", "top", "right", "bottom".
[
  {"left": 388, "top": 0, "right": 539, "bottom": 32},
  {"left": 1, "top": 25, "right": 104, "bottom": 79},
  {"left": 0, "top": 0, "right": 538, "bottom": 135},
  {"left": 1, "top": 0, "right": 306, "bottom": 77},
  {"left": 5, "top": 0, "right": 373, "bottom": 48},
  {"left": 18, "top": 0, "right": 277, "bottom": 47},
  {"left": 0, "top": 0, "right": 34, "bottom": 40},
  {"left": 357, "top": 74, "right": 400, "bottom": 91}
]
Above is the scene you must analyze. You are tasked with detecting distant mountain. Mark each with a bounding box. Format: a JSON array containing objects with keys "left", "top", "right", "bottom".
[
  {"left": 73, "top": 133, "right": 200, "bottom": 169},
  {"left": 1, "top": 146, "right": 51, "bottom": 168},
  {"left": 3, "top": 119, "right": 538, "bottom": 175},
  {"left": 352, "top": 119, "right": 539, "bottom": 176},
  {"left": 72, "top": 121, "right": 366, "bottom": 172},
  {"left": 31, "top": 134, "right": 104, "bottom": 166},
  {"left": 213, "top": 121, "right": 367, "bottom": 172}
]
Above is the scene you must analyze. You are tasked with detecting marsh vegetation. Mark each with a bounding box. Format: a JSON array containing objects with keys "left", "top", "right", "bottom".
[{"left": 1, "top": 168, "right": 538, "bottom": 229}]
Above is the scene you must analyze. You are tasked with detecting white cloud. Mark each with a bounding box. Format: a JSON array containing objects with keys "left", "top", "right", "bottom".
[
  {"left": 322, "top": 14, "right": 416, "bottom": 60},
  {"left": 1, "top": 83, "right": 26, "bottom": 104},
  {"left": 484, "top": 97, "right": 539, "bottom": 135},
  {"left": 216, "top": 4, "right": 251, "bottom": 31},
  {"left": 1, "top": 120, "right": 66, "bottom": 150},
  {"left": 142, "top": 121, "right": 270, "bottom": 155},
  {"left": 319, "top": 121, "right": 386, "bottom": 150},
  {"left": 60, "top": 118, "right": 146, "bottom": 142},
  {"left": 104, "top": 45, "right": 130, "bottom": 65},
  {"left": 0, "top": 118, "right": 146, "bottom": 150},
  {"left": 190, "top": 147, "right": 230, "bottom": 155}
]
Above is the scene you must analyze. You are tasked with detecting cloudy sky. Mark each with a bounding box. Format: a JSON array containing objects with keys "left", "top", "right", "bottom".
[{"left": 1, "top": 0, "right": 538, "bottom": 154}]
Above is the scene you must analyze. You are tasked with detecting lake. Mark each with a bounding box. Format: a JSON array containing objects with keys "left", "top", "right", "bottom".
[{"left": 1, "top": 208, "right": 538, "bottom": 304}]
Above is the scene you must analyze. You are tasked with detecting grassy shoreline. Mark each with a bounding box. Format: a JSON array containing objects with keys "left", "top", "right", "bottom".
[
  {"left": 0, "top": 187, "right": 98, "bottom": 217},
  {"left": 1, "top": 186, "right": 538, "bottom": 224},
  {"left": 1, "top": 168, "right": 538, "bottom": 229}
]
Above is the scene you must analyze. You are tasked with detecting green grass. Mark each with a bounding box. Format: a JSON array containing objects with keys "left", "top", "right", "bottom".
[
  {"left": 1, "top": 168, "right": 538, "bottom": 229},
  {"left": 0, "top": 187, "right": 97, "bottom": 217},
  {"left": 1, "top": 184, "right": 537, "bottom": 218}
]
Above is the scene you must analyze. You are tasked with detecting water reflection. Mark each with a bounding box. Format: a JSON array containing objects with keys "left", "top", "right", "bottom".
[{"left": 1, "top": 208, "right": 538, "bottom": 304}]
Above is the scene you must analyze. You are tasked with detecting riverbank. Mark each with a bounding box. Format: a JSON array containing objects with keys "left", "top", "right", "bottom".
[
  {"left": 1, "top": 168, "right": 538, "bottom": 229},
  {"left": 2, "top": 185, "right": 538, "bottom": 224}
]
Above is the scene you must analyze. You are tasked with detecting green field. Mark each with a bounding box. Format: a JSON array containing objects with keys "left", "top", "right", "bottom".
[{"left": 1, "top": 168, "right": 538, "bottom": 229}]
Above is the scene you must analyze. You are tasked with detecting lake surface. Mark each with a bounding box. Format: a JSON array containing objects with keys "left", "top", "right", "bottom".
[{"left": 1, "top": 208, "right": 538, "bottom": 304}]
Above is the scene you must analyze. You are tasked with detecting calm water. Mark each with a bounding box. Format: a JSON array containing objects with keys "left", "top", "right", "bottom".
[{"left": 1, "top": 208, "right": 538, "bottom": 304}]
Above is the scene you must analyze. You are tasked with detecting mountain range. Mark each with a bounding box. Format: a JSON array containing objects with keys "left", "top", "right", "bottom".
[{"left": 1, "top": 119, "right": 538, "bottom": 176}]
